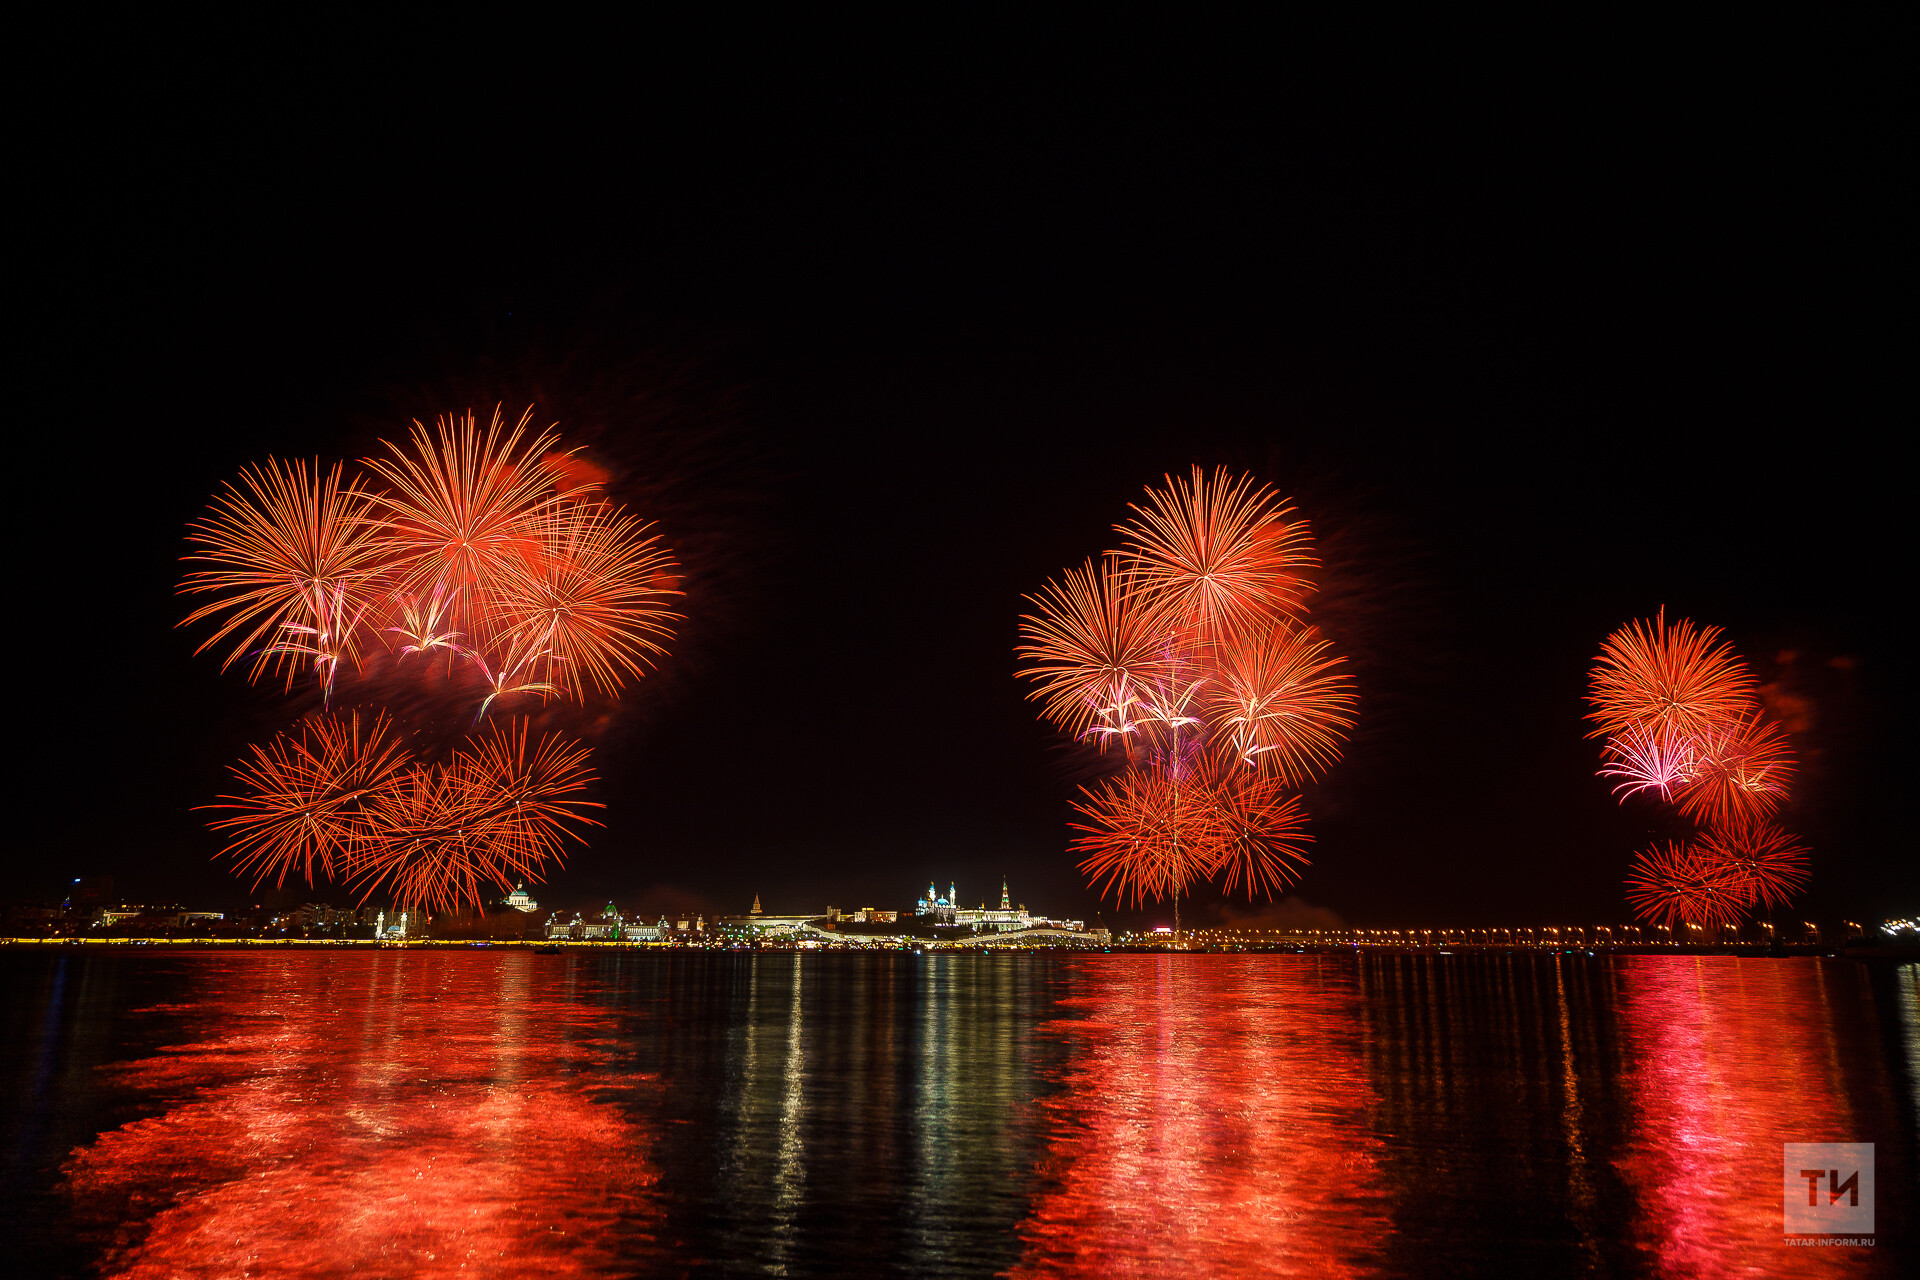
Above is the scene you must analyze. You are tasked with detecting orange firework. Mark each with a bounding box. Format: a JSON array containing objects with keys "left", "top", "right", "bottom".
[
  {"left": 180, "top": 458, "right": 384, "bottom": 694},
  {"left": 1697, "top": 820, "right": 1809, "bottom": 911},
  {"left": 361, "top": 407, "right": 564, "bottom": 655},
  {"left": 1586, "top": 608, "right": 1756, "bottom": 741},
  {"left": 1196, "top": 761, "right": 1312, "bottom": 899},
  {"left": 206, "top": 713, "right": 411, "bottom": 889},
  {"left": 1116, "top": 465, "right": 1314, "bottom": 640},
  {"left": 1022, "top": 468, "right": 1351, "bottom": 915},
  {"left": 1205, "top": 621, "right": 1354, "bottom": 782},
  {"left": 1674, "top": 712, "right": 1795, "bottom": 825},
  {"left": 1016, "top": 555, "right": 1172, "bottom": 742},
  {"left": 185, "top": 408, "right": 678, "bottom": 910},
  {"left": 1069, "top": 766, "right": 1219, "bottom": 908},
  {"left": 456, "top": 719, "right": 603, "bottom": 861},
  {"left": 356, "top": 727, "right": 600, "bottom": 913},
  {"left": 1624, "top": 840, "right": 1747, "bottom": 930},
  {"left": 496, "top": 500, "right": 682, "bottom": 699},
  {"left": 207, "top": 715, "right": 599, "bottom": 912}
]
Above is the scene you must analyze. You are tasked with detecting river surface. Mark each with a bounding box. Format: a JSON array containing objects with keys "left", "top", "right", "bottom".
[{"left": 3, "top": 950, "right": 1916, "bottom": 1277}]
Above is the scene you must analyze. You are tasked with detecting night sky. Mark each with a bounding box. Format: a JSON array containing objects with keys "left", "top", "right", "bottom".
[{"left": 16, "top": 39, "right": 1907, "bottom": 930}]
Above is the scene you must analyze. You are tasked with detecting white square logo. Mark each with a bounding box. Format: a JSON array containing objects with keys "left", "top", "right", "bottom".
[{"left": 1783, "top": 1143, "right": 1873, "bottom": 1239}]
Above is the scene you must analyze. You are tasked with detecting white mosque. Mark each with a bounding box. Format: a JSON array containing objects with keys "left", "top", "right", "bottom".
[{"left": 916, "top": 878, "right": 1079, "bottom": 934}]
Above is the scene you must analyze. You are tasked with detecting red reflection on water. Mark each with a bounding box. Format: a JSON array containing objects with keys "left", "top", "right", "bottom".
[
  {"left": 62, "top": 955, "right": 658, "bottom": 1278},
  {"left": 1615, "top": 958, "right": 1866, "bottom": 1277},
  {"left": 1012, "top": 956, "right": 1389, "bottom": 1277}
]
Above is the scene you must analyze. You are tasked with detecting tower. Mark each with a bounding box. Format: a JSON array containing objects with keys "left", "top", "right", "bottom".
[
  {"left": 751, "top": 894, "right": 763, "bottom": 916},
  {"left": 1000, "top": 878, "right": 1011, "bottom": 911}
]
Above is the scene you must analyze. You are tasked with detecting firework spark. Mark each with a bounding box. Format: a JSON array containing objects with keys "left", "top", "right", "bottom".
[
  {"left": 1697, "top": 820, "right": 1809, "bottom": 911},
  {"left": 179, "top": 458, "right": 383, "bottom": 688},
  {"left": 1674, "top": 712, "right": 1796, "bottom": 825},
  {"left": 1017, "top": 556, "right": 1172, "bottom": 742},
  {"left": 1116, "top": 466, "right": 1314, "bottom": 640},
  {"left": 1597, "top": 721, "right": 1699, "bottom": 801},
  {"left": 1587, "top": 607, "right": 1756, "bottom": 741},
  {"left": 1624, "top": 840, "right": 1747, "bottom": 931},
  {"left": 1206, "top": 622, "right": 1354, "bottom": 782},
  {"left": 206, "top": 713, "right": 411, "bottom": 890}
]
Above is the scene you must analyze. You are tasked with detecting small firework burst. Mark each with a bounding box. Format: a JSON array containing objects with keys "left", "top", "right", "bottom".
[
  {"left": 1697, "top": 819, "right": 1810, "bottom": 911},
  {"left": 1625, "top": 840, "right": 1747, "bottom": 931}
]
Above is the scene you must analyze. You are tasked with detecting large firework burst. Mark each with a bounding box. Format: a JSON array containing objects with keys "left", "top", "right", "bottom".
[
  {"left": 1205, "top": 622, "right": 1354, "bottom": 783},
  {"left": 209, "top": 715, "right": 600, "bottom": 913},
  {"left": 1017, "top": 555, "right": 1173, "bottom": 743},
  {"left": 184, "top": 407, "right": 675, "bottom": 911},
  {"left": 1022, "top": 468, "right": 1350, "bottom": 917},
  {"left": 1587, "top": 608, "right": 1807, "bottom": 925}
]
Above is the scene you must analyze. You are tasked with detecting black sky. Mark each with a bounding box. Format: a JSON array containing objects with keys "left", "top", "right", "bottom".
[{"left": 15, "top": 30, "right": 1908, "bottom": 929}]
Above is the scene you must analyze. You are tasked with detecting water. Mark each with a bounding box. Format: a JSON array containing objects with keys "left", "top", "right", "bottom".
[{"left": 4, "top": 950, "right": 1916, "bottom": 1277}]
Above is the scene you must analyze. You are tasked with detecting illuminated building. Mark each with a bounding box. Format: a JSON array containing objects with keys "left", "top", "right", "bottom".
[
  {"left": 723, "top": 881, "right": 1092, "bottom": 944},
  {"left": 503, "top": 884, "right": 539, "bottom": 914}
]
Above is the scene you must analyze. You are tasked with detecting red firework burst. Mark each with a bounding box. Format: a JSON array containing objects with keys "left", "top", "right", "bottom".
[
  {"left": 1016, "top": 556, "right": 1172, "bottom": 742},
  {"left": 1624, "top": 840, "right": 1747, "bottom": 930},
  {"left": 206, "top": 713, "right": 411, "bottom": 889},
  {"left": 1069, "top": 766, "right": 1219, "bottom": 907},
  {"left": 1697, "top": 820, "right": 1809, "bottom": 911},
  {"left": 1587, "top": 607, "right": 1756, "bottom": 740},
  {"left": 1205, "top": 622, "right": 1354, "bottom": 782},
  {"left": 207, "top": 717, "right": 598, "bottom": 913},
  {"left": 1674, "top": 712, "right": 1796, "bottom": 825},
  {"left": 180, "top": 458, "right": 384, "bottom": 693},
  {"left": 1195, "top": 763, "right": 1313, "bottom": 899},
  {"left": 496, "top": 500, "right": 683, "bottom": 699},
  {"left": 361, "top": 407, "right": 566, "bottom": 654},
  {"left": 1116, "top": 466, "right": 1314, "bottom": 640}
]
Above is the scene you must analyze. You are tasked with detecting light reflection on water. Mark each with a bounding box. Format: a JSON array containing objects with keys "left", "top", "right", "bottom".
[{"left": 3, "top": 951, "right": 1914, "bottom": 1277}]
